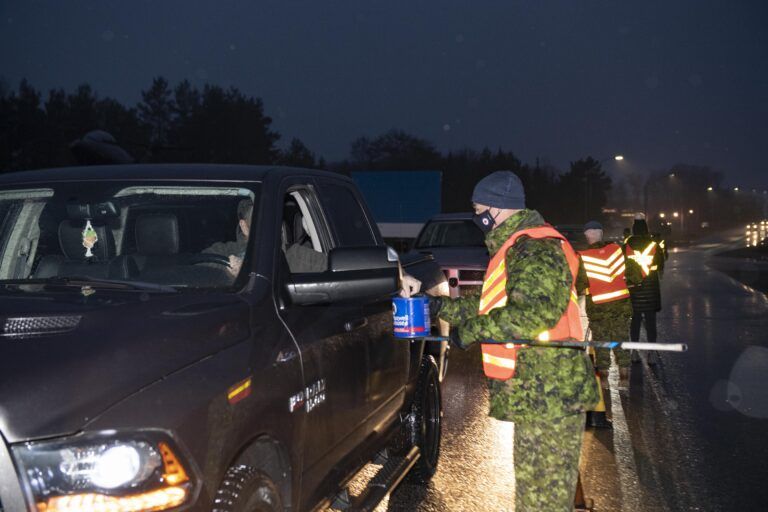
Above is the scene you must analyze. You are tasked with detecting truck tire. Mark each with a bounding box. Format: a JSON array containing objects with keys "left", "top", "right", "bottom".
[
  {"left": 406, "top": 356, "right": 442, "bottom": 483},
  {"left": 212, "top": 465, "right": 284, "bottom": 512}
]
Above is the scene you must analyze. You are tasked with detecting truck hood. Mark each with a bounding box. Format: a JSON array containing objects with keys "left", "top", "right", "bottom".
[
  {"left": 0, "top": 289, "right": 250, "bottom": 443},
  {"left": 408, "top": 247, "right": 489, "bottom": 268}
]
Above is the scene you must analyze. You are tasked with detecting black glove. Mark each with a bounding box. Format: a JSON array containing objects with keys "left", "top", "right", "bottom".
[
  {"left": 428, "top": 296, "right": 443, "bottom": 319},
  {"left": 448, "top": 327, "right": 466, "bottom": 350}
]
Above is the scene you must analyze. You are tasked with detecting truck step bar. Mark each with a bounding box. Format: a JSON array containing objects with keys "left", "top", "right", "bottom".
[{"left": 330, "top": 446, "right": 421, "bottom": 512}]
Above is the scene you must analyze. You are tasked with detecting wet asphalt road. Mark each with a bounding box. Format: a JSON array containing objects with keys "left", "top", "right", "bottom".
[
  {"left": 383, "top": 343, "right": 516, "bottom": 511},
  {"left": 374, "top": 235, "right": 768, "bottom": 511},
  {"left": 618, "top": 238, "right": 768, "bottom": 511}
]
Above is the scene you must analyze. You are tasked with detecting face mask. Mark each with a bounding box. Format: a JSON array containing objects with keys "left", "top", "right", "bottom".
[{"left": 473, "top": 209, "right": 496, "bottom": 234}]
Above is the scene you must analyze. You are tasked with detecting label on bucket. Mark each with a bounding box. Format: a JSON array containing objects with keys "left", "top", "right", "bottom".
[{"left": 392, "top": 296, "right": 431, "bottom": 338}]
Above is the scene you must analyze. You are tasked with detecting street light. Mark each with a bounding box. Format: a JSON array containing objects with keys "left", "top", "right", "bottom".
[
  {"left": 659, "top": 212, "right": 666, "bottom": 218},
  {"left": 734, "top": 187, "right": 740, "bottom": 192},
  {"left": 673, "top": 212, "right": 679, "bottom": 218},
  {"left": 689, "top": 209, "right": 694, "bottom": 214},
  {"left": 707, "top": 186, "right": 714, "bottom": 191},
  {"left": 614, "top": 155, "right": 624, "bottom": 161}
]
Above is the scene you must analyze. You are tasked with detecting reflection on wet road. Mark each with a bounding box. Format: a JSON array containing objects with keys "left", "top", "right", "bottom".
[
  {"left": 385, "top": 344, "right": 515, "bottom": 511},
  {"left": 369, "top": 238, "right": 768, "bottom": 511},
  {"left": 620, "top": 243, "right": 768, "bottom": 511}
]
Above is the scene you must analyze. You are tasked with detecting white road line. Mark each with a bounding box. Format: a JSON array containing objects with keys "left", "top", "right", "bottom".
[{"left": 608, "top": 352, "right": 642, "bottom": 512}]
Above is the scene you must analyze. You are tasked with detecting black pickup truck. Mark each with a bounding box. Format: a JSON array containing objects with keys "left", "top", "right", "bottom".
[{"left": 0, "top": 165, "right": 443, "bottom": 512}]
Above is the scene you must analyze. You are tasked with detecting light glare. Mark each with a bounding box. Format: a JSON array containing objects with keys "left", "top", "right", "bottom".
[{"left": 91, "top": 446, "right": 141, "bottom": 489}]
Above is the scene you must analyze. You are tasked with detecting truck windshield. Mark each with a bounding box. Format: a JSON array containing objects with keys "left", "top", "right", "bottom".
[
  {"left": 415, "top": 220, "right": 485, "bottom": 249},
  {"left": 0, "top": 182, "right": 259, "bottom": 290}
]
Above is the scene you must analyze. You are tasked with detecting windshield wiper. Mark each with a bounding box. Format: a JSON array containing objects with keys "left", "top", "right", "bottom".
[{"left": 0, "top": 277, "right": 178, "bottom": 293}]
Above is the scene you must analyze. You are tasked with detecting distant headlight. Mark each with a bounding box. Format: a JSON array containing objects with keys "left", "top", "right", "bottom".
[{"left": 12, "top": 431, "right": 195, "bottom": 512}]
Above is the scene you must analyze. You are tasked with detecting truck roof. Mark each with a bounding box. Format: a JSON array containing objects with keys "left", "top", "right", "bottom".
[{"left": 0, "top": 164, "right": 349, "bottom": 185}]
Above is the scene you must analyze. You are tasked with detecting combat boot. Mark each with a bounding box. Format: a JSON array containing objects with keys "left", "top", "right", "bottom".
[{"left": 586, "top": 411, "right": 612, "bottom": 429}]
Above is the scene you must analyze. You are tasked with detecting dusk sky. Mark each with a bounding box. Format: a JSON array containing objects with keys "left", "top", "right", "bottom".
[{"left": 2, "top": 0, "right": 767, "bottom": 187}]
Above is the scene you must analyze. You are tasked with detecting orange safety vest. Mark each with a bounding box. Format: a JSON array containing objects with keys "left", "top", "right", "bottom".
[
  {"left": 578, "top": 243, "right": 630, "bottom": 304},
  {"left": 479, "top": 225, "right": 584, "bottom": 381},
  {"left": 626, "top": 241, "right": 658, "bottom": 278}
]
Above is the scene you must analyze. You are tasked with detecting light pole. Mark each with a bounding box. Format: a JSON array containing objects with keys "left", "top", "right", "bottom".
[{"left": 584, "top": 155, "right": 624, "bottom": 223}]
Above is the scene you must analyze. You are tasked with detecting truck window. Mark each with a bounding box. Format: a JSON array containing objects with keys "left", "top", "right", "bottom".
[
  {"left": 281, "top": 189, "right": 329, "bottom": 273},
  {"left": 0, "top": 183, "right": 258, "bottom": 288},
  {"left": 319, "top": 183, "right": 376, "bottom": 247}
]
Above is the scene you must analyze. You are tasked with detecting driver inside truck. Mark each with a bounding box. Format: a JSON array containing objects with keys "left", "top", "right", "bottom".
[{"left": 203, "top": 198, "right": 253, "bottom": 277}]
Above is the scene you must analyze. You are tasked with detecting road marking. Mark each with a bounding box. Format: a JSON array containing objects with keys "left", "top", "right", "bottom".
[{"left": 608, "top": 353, "right": 642, "bottom": 512}]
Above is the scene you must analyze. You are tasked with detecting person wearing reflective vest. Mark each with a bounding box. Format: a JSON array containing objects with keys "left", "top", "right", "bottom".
[
  {"left": 576, "top": 221, "right": 633, "bottom": 427},
  {"left": 576, "top": 221, "right": 633, "bottom": 372},
  {"left": 428, "top": 171, "right": 598, "bottom": 512},
  {"left": 624, "top": 216, "right": 665, "bottom": 363}
]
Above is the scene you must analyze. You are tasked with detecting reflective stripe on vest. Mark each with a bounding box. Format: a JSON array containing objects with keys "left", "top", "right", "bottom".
[
  {"left": 627, "top": 241, "right": 657, "bottom": 278},
  {"left": 478, "top": 225, "right": 584, "bottom": 381},
  {"left": 578, "top": 243, "right": 630, "bottom": 304}
]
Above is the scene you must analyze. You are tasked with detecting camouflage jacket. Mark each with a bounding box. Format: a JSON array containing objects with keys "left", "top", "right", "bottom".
[{"left": 439, "top": 209, "right": 598, "bottom": 421}]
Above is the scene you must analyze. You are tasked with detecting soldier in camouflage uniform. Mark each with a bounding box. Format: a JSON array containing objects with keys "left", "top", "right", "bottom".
[
  {"left": 429, "top": 172, "right": 598, "bottom": 512},
  {"left": 575, "top": 221, "right": 632, "bottom": 374}
]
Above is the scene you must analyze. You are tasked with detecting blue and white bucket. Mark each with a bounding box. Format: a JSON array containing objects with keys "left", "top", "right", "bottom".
[{"left": 392, "top": 296, "right": 431, "bottom": 339}]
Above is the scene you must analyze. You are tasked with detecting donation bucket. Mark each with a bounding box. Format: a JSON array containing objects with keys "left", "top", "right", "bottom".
[{"left": 392, "top": 296, "right": 431, "bottom": 338}]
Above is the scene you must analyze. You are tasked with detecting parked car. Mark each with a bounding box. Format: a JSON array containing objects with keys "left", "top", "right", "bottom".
[
  {"left": 0, "top": 164, "right": 443, "bottom": 512},
  {"left": 554, "top": 224, "right": 589, "bottom": 251},
  {"left": 407, "top": 213, "right": 489, "bottom": 299}
]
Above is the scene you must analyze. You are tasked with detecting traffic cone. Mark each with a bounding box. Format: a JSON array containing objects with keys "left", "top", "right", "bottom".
[{"left": 586, "top": 366, "right": 612, "bottom": 429}]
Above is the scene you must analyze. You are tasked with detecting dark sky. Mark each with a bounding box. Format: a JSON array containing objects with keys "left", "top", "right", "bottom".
[{"left": 2, "top": 0, "right": 767, "bottom": 186}]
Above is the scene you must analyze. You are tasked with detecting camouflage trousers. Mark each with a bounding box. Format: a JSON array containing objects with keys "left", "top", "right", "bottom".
[
  {"left": 587, "top": 298, "right": 632, "bottom": 369},
  {"left": 514, "top": 412, "right": 585, "bottom": 512}
]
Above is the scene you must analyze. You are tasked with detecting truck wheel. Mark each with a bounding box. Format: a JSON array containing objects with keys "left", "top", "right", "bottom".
[
  {"left": 407, "top": 356, "right": 442, "bottom": 483},
  {"left": 212, "top": 465, "right": 283, "bottom": 512}
]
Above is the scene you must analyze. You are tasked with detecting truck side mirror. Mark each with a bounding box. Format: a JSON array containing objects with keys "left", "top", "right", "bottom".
[{"left": 285, "top": 247, "right": 399, "bottom": 306}]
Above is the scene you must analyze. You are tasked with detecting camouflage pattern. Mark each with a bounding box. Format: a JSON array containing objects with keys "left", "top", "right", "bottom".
[
  {"left": 438, "top": 209, "right": 597, "bottom": 510},
  {"left": 587, "top": 298, "right": 632, "bottom": 367},
  {"left": 439, "top": 209, "right": 599, "bottom": 422},
  {"left": 514, "top": 413, "right": 585, "bottom": 512},
  {"left": 575, "top": 241, "right": 632, "bottom": 368}
]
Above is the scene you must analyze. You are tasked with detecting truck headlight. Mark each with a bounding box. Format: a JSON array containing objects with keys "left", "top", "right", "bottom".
[{"left": 12, "top": 432, "right": 195, "bottom": 512}]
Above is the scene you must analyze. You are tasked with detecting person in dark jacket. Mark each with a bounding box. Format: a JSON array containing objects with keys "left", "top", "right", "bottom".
[
  {"left": 624, "top": 216, "right": 665, "bottom": 363},
  {"left": 204, "top": 198, "right": 253, "bottom": 277}
]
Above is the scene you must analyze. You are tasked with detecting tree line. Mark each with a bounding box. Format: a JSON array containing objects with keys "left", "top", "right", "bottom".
[
  {"left": 3, "top": 77, "right": 760, "bottom": 229},
  {"left": 0, "top": 77, "right": 323, "bottom": 172}
]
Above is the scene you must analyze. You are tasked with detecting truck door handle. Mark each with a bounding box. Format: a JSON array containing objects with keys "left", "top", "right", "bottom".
[{"left": 344, "top": 318, "right": 368, "bottom": 332}]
